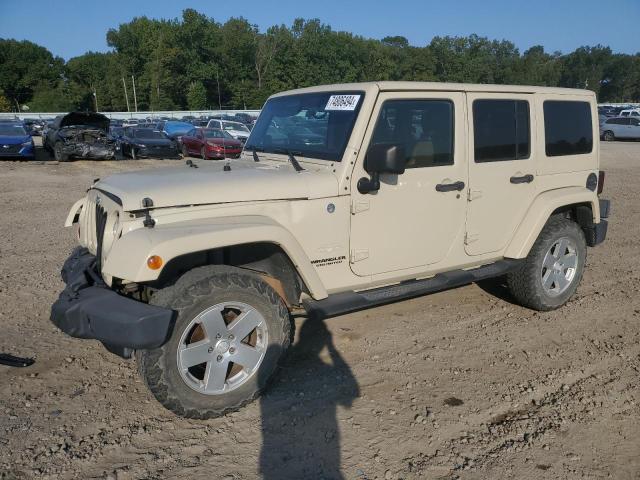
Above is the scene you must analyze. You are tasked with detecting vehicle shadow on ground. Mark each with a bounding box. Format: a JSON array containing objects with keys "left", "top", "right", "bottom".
[
  {"left": 476, "top": 277, "right": 520, "bottom": 306},
  {"left": 258, "top": 318, "right": 359, "bottom": 480}
]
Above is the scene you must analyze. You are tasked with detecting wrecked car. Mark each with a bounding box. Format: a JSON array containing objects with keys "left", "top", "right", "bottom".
[{"left": 43, "top": 112, "right": 117, "bottom": 161}]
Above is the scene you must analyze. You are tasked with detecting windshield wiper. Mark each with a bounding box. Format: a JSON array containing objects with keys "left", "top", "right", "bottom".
[{"left": 272, "top": 148, "right": 305, "bottom": 172}]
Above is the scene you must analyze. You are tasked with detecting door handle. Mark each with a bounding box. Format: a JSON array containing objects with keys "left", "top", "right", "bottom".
[
  {"left": 435, "top": 181, "right": 465, "bottom": 192},
  {"left": 510, "top": 174, "right": 534, "bottom": 184}
]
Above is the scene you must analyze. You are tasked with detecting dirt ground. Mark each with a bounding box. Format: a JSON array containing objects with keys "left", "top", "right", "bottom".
[{"left": 0, "top": 140, "right": 639, "bottom": 480}]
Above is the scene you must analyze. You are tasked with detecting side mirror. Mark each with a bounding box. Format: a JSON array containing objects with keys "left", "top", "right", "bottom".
[{"left": 358, "top": 143, "right": 406, "bottom": 194}]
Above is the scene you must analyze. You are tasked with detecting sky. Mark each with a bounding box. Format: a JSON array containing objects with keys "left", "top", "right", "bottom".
[{"left": 1, "top": 0, "right": 639, "bottom": 60}]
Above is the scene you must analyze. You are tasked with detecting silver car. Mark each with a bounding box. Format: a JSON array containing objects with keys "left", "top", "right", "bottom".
[{"left": 600, "top": 116, "right": 640, "bottom": 141}]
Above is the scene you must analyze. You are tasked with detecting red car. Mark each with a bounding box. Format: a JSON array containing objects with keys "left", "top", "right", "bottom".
[{"left": 181, "top": 128, "right": 243, "bottom": 159}]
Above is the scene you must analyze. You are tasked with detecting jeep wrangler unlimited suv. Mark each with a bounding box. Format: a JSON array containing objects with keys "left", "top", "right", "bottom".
[{"left": 51, "top": 82, "right": 609, "bottom": 418}]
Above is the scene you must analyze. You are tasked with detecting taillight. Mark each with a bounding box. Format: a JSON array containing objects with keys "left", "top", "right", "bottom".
[{"left": 598, "top": 171, "right": 605, "bottom": 195}]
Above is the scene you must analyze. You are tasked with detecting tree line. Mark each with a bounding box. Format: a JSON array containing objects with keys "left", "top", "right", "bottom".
[{"left": 1, "top": 9, "right": 639, "bottom": 113}]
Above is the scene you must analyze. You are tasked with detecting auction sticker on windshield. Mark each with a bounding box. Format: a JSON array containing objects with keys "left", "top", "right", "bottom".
[{"left": 325, "top": 94, "right": 361, "bottom": 111}]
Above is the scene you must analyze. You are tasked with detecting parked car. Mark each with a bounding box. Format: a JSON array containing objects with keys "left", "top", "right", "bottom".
[
  {"left": 109, "top": 126, "right": 125, "bottom": 139},
  {"left": 161, "top": 121, "right": 195, "bottom": 147},
  {"left": 22, "top": 118, "right": 45, "bottom": 136},
  {"left": 619, "top": 109, "right": 640, "bottom": 118},
  {"left": 52, "top": 82, "right": 608, "bottom": 419},
  {"left": 43, "top": 112, "right": 116, "bottom": 161},
  {"left": 0, "top": 122, "right": 35, "bottom": 160},
  {"left": 119, "top": 128, "right": 179, "bottom": 159},
  {"left": 234, "top": 112, "right": 257, "bottom": 128},
  {"left": 600, "top": 116, "right": 640, "bottom": 141},
  {"left": 180, "top": 128, "right": 242, "bottom": 159},
  {"left": 190, "top": 119, "right": 209, "bottom": 128},
  {"left": 206, "top": 119, "right": 251, "bottom": 143}
]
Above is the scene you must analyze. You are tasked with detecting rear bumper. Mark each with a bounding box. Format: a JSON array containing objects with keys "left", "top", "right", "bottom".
[
  {"left": 50, "top": 247, "right": 174, "bottom": 358},
  {"left": 585, "top": 198, "right": 610, "bottom": 247}
]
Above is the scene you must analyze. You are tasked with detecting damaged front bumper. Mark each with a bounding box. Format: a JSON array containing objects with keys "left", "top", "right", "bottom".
[
  {"left": 50, "top": 247, "right": 174, "bottom": 358},
  {"left": 61, "top": 142, "right": 117, "bottom": 159}
]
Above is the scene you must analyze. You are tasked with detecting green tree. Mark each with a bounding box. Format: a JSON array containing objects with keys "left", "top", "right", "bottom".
[
  {"left": 187, "top": 81, "right": 207, "bottom": 110},
  {"left": 0, "top": 92, "right": 11, "bottom": 112},
  {"left": 0, "top": 39, "right": 64, "bottom": 110},
  {"left": 1, "top": 10, "right": 637, "bottom": 112}
]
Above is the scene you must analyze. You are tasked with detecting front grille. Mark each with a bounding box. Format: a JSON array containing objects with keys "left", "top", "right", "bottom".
[
  {"left": 0, "top": 144, "right": 22, "bottom": 154},
  {"left": 94, "top": 202, "right": 108, "bottom": 270}
]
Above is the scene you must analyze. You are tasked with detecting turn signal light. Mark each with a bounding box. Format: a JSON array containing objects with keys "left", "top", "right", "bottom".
[{"left": 147, "top": 255, "right": 163, "bottom": 270}]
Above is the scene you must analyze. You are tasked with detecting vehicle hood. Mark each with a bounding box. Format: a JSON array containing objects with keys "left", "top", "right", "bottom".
[
  {"left": 0, "top": 135, "right": 30, "bottom": 145},
  {"left": 207, "top": 138, "right": 242, "bottom": 147},
  {"left": 94, "top": 159, "right": 338, "bottom": 211},
  {"left": 229, "top": 129, "right": 249, "bottom": 137},
  {"left": 130, "top": 138, "right": 174, "bottom": 147},
  {"left": 60, "top": 112, "right": 110, "bottom": 131}
]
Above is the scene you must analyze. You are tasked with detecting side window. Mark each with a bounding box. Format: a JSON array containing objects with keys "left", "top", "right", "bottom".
[
  {"left": 543, "top": 101, "right": 593, "bottom": 156},
  {"left": 370, "top": 99, "right": 454, "bottom": 168},
  {"left": 473, "top": 99, "right": 530, "bottom": 163}
]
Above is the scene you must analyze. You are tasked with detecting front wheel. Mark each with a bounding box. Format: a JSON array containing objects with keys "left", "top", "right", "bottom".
[
  {"left": 53, "top": 142, "right": 69, "bottom": 161},
  {"left": 507, "top": 216, "right": 586, "bottom": 311},
  {"left": 136, "top": 266, "right": 293, "bottom": 419}
]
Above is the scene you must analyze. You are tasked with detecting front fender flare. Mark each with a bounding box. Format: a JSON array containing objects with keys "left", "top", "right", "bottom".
[
  {"left": 504, "top": 187, "right": 600, "bottom": 259},
  {"left": 64, "top": 198, "right": 85, "bottom": 227},
  {"left": 102, "top": 215, "right": 328, "bottom": 299}
]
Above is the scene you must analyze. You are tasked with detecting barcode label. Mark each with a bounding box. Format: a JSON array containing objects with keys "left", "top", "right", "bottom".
[{"left": 325, "top": 94, "right": 361, "bottom": 111}]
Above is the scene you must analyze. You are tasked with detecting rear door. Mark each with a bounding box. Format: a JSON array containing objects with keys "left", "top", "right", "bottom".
[
  {"left": 465, "top": 93, "right": 537, "bottom": 256},
  {"left": 628, "top": 118, "right": 640, "bottom": 138},
  {"left": 615, "top": 118, "right": 631, "bottom": 138}
]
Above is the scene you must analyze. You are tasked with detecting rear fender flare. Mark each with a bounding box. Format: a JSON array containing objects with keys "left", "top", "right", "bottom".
[{"left": 504, "top": 187, "right": 599, "bottom": 259}]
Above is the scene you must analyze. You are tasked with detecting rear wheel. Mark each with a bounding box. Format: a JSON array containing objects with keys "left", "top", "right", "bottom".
[
  {"left": 130, "top": 147, "right": 137, "bottom": 160},
  {"left": 507, "top": 216, "right": 586, "bottom": 311},
  {"left": 201, "top": 146, "right": 208, "bottom": 160},
  {"left": 603, "top": 130, "right": 615, "bottom": 142},
  {"left": 136, "top": 266, "right": 293, "bottom": 419},
  {"left": 182, "top": 144, "right": 189, "bottom": 158}
]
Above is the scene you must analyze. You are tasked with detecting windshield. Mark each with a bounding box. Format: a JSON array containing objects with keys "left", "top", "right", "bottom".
[
  {"left": 204, "top": 129, "right": 233, "bottom": 139},
  {"left": 222, "top": 121, "right": 249, "bottom": 133},
  {"left": 0, "top": 124, "right": 27, "bottom": 136},
  {"left": 245, "top": 91, "right": 364, "bottom": 161},
  {"left": 134, "top": 129, "right": 166, "bottom": 139}
]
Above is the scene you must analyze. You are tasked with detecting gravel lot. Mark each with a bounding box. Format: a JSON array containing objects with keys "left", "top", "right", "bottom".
[{"left": 0, "top": 142, "right": 639, "bottom": 480}]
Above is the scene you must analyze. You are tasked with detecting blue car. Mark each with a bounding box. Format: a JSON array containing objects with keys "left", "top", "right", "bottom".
[{"left": 0, "top": 122, "right": 35, "bottom": 160}]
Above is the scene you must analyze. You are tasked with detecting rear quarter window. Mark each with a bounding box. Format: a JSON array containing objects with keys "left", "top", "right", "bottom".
[{"left": 543, "top": 101, "right": 593, "bottom": 157}]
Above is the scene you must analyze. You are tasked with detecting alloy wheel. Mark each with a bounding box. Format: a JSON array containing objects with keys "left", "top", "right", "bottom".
[
  {"left": 540, "top": 237, "right": 578, "bottom": 297},
  {"left": 176, "top": 301, "right": 268, "bottom": 395}
]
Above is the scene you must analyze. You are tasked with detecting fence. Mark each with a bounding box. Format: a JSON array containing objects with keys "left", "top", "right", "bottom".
[{"left": 0, "top": 110, "right": 261, "bottom": 121}]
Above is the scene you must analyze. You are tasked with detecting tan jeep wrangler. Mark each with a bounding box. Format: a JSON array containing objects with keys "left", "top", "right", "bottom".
[{"left": 51, "top": 82, "right": 609, "bottom": 418}]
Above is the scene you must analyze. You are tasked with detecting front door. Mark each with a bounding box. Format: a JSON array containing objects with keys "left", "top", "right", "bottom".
[
  {"left": 349, "top": 92, "right": 467, "bottom": 277},
  {"left": 464, "top": 93, "right": 538, "bottom": 256}
]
